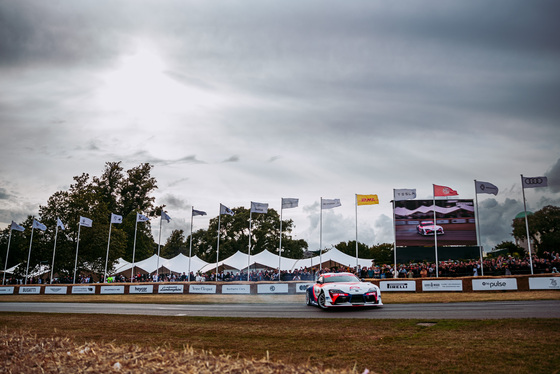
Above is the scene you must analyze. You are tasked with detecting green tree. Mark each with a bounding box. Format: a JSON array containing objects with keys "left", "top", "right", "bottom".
[
  {"left": 492, "top": 241, "right": 523, "bottom": 258},
  {"left": 187, "top": 207, "right": 307, "bottom": 262},
  {"left": 334, "top": 241, "right": 371, "bottom": 258},
  {"left": 512, "top": 205, "right": 560, "bottom": 256},
  {"left": 162, "top": 229, "right": 187, "bottom": 258},
  {"left": 370, "top": 243, "right": 394, "bottom": 264},
  {"left": 32, "top": 162, "right": 157, "bottom": 278}
]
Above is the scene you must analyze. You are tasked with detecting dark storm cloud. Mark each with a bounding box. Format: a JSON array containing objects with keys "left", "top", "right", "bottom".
[
  {"left": 0, "top": 188, "right": 10, "bottom": 200},
  {"left": 0, "top": 1, "right": 147, "bottom": 69},
  {"left": 546, "top": 158, "right": 560, "bottom": 193},
  {"left": 478, "top": 198, "right": 524, "bottom": 249}
]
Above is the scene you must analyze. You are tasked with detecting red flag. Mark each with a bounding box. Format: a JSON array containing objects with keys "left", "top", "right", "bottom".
[{"left": 434, "top": 184, "right": 458, "bottom": 197}]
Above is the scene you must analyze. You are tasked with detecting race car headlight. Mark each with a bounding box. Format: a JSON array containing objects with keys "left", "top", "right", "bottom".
[{"left": 329, "top": 289, "right": 348, "bottom": 297}]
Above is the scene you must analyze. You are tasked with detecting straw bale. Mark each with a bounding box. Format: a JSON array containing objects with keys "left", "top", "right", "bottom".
[{"left": 0, "top": 330, "right": 367, "bottom": 374}]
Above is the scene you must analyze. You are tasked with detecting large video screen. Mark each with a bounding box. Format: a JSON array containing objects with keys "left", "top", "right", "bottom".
[{"left": 394, "top": 199, "right": 477, "bottom": 246}]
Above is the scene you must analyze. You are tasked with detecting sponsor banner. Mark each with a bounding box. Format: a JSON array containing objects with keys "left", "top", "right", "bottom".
[
  {"left": 257, "top": 283, "right": 289, "bottom": 294},
  {"left": 380, "top": 281, "right": 416, "bottom": 292},
  {"left": 72, "top": 286, "right": 96, "bottom": 294},
  {"left": 0, "top": 287, "right": 14, "bottom": 294},
  {"left": 189, "top": 284, "right": 217, "bottom": 294},
  {"left": 19, "top": 286, "right": 41, "bottom": 294},
  {"left": 129, "top": 285, "right": 154, "bottom": 294},
  {"left": 472, "top": 278, "right": 517, "bottom": 291},
  {"left": 529, "top": 277, "right": 560, "bottom": 290},
  {"left": 45, "top": 286, "right": 68, "bottom": 295},
  {"left": 221, "top": 284, "right": 250, "bottom": 294},
  {"left": 158, "top": 284, "right": 184, "bottom": 294},
  {"left": 296, "top": 283, "right": 313, "bottom": 293},
  {"left": 100, "top": 286, "right": 125, "bottom": 294},
  {"left": 422, "top": 280, "right": 463, "bottom": 292}
]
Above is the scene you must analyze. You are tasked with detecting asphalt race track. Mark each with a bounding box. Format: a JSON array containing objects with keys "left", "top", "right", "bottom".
[{"left": 1, "top": 300, "right": 559, "bottom": 319}]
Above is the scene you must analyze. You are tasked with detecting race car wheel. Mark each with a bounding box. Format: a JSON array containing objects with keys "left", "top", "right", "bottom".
[
  {"left": 317, "top": 291, "right": 327, "bottom": 309},
  {"left": 306, "top": 290, "right": 312, "bottom": 306}
]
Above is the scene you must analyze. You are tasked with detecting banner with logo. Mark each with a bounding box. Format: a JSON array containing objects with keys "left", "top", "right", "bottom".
[
  {"left": 45, "top": 286, "right": 68, "bottom": 295},
  {"left": 0, "top": 287, "right": 14, "bottom": 294},
  {"left": 129, "top": 285, "right": 154, "bottom": 294},
  {"left": 189, "top": 284, "right": 216, "bottom": 294},
  {"left": 100, "top": 286, "right": 125, "bottom": 294},
  {"left": 72, "top": 286, "right": 96, "bottom": 294},
  {"left": 529, "top": 277, "right": 560, "bottom": 290},
  {"left": 472, "top": 278, "right": 517, "bottom": 291},
  {"left": 19, "top": 286, "right": 41, "bottom": 294},
  {"left": 422, "top": 280, "right": 463, "bottom": 292},
  {"left": 257, "top": 283, "right": 289, "bottom": 294},
  {"left": 295, "top": 283, "right": 314, "bottom": 293},
  {"left": 158, "top": 284, "right": 184, "bottom": 294},
  {"left": 221, "top": 284, "right": 250, "bottom": 294},
  {"left": 379, "top": 280, "right": 416, "bottom": 292}
]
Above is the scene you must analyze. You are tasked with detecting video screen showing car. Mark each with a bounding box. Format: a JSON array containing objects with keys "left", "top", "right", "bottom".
[{"left": 394, "top": 199, "right": 477, "bottom": 246}]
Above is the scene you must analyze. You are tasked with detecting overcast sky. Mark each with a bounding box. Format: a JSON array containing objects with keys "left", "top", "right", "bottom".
[{"left": 1, "top": 1, "right": 559, "bottom": 255}]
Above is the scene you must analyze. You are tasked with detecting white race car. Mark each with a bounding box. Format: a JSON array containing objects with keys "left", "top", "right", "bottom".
[
  {"left": 416, "top": 221, "right": 444, "bottom": 236},
  {"left": 306, "top": 272, "right": 383, "bottom": 309}
]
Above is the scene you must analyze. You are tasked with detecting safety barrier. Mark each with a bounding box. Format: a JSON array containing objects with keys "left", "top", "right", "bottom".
[{"left": 1, "top": 274, "right": 558, "bottom": 295}]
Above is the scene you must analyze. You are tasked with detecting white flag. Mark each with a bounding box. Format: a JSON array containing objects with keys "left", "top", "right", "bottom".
[
  {"left": 161, "top": 211, "right": 171, "bottom": 223},
  {"left": 282, "top": 198, "right": 299, "bottom": 209},
  {"left": 321, "top": 198, "right": 341, "bottom": 209},
  {"left": 250, "top": 201, "right": 269, "bottom": 214},
  {"left": 10, "top": 221, "right": 24, "bottom": 232},
  {"left": 111, "top": 213, "right": 123, "bottom": 224},
  {"left": 57, "top": 218, "right": 66, "bottom": 230},
  {"left": 475, "top": 181, "right": 499, "bottom": 195},
  {"left": 220, "top": 204, "right": 234, "bottom": 216},
  {"left": 79, "top": 216, "right": 93, "bottom": 227},
  {"left": 32, "top": 219, "right": 47, "bottom": 231},
  {"left": 394, "top": 188, "right": 417, "bottom": 201},
  {"left": 136, "top": 213, "right": 150, "bottom": 222},
  {"left": 522, "top": 176, "right": 548, "bottom": 188}
]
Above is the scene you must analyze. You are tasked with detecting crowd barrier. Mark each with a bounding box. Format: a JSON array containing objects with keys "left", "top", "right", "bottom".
[{"left": 1, "top": 274, "right": 559, "bottom": 296}]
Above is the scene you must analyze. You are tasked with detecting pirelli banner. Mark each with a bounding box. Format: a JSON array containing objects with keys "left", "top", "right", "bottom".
[{"left": 380, "top": 280, "right": 416, "bottom": 292}]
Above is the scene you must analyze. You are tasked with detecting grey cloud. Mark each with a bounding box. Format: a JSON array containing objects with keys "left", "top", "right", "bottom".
[
  {"left": 546, "top": 158, "right": 560, "bottom": 193},
  {"left": 0, "top": 188, "right": 10, "bottom": 200},
  {"left": 222, "top": 155, "right": 240, "bottom": 163},
  {"left": 160, "top": 194, "right": 189, "bottom": 210}
]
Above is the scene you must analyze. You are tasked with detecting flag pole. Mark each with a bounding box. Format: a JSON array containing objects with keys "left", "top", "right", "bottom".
[
  {"left": 319, "top": 197, "right": 323, "bottom": 273},
  {"left": 50, "top": 223, "right": 59, "bottom": 284},
  {"left": 131, "top": 214, "right": 139, "bottom": 282},
  {"left": 104, "top": 221, "right": 113, "bottom": 283},
  {"left": 156, "top": 214, "right": 163, "bottom": 282},
  {"left": 278, "top": 199, "right": 283, "bottom": 281},
  {"left": 2, "top": 229, "right": 14, "bottom": 285},
  {"left": 248, "top": 209, "right": 252, "bottom": 281},
  {"left": 216, "top": 206, "right": 221, "bottom": 280},
  {"left": 25, "top": 224, "right": 35, "bottom": 285},
  {"left": 189, "top": 207, "right": 194, "bottom": 281},
  {"left": 433, "top": 186, "right": 439, "bottom": 278},
  {"left": 521, "top": 174, "right": 534, "bottom": 275},
  {"left": 73, "top": 224, "right": 82, "bottom": 284},
  {"left": 392, "top": 191, "right": 398, "bottom": 278},
  {"left": 474, "top": 180, "right": 484, "bottom": 276},
  {"left": 355, "top": 194, "right": 359, "bottom": 269}
]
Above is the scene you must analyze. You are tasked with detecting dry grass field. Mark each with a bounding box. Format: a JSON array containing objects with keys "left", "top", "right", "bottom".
[{"left": 1, "top": 291, "right": 560, "bottom": 373}]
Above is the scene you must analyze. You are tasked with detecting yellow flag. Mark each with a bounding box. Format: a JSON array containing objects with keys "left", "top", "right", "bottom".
[{"left": 356, "top": 194, "right": 379, "bottom": 205}]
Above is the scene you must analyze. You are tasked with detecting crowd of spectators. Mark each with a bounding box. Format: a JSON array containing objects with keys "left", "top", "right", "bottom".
[{"left": 4, "top": 252, "right": 559, "bottom": 285}]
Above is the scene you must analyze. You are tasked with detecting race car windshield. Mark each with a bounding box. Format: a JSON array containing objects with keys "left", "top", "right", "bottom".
[{"left": 324, "top": 275, "right": 360, "bottom": 283}]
